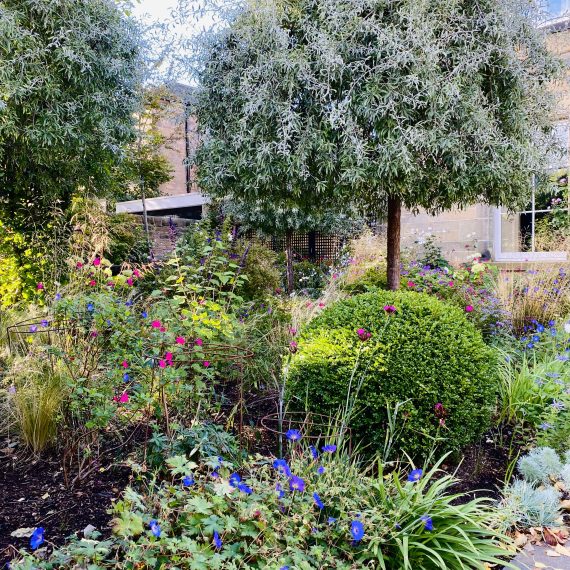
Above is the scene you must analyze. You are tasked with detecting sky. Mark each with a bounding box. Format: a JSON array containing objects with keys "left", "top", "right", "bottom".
[{"left": 131, "top": 0, "right": 219, "bottom": 83}]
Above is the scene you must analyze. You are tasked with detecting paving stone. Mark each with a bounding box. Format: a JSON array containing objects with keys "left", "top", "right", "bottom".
[{"left": 510, "top": 544, "right": 570, "bottom": 569}]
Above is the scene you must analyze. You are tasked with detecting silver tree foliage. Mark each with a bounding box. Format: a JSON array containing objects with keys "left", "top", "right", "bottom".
[{"left": 188, "top": 0, "right": 561, "bottom": 223}]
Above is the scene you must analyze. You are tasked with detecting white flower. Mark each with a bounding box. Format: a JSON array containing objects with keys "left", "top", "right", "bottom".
[{"left": 564, "top": 322, "right": 570, "bottom": 334}]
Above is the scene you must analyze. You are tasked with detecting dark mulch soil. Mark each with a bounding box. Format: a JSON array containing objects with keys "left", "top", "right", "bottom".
[
  {"left": 0, "top": 437, "right": 134, "bottom": 566},
  {"left": 445, "top": 429, "right": 522, "bottom": 502}
]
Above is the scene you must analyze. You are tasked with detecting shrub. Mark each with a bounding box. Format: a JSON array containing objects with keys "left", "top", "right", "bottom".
[
  {"left": 235, "top": 239, "right": 280, "bottom": 300},
  {"left": 499, "top": 480, "right": 561, "bottom": 530},
  {"left": 12, "top": 446, "right": 511, "bottom": 569},
  {"left": 287, "top": 291, "right": 498, "bottom": 458}
]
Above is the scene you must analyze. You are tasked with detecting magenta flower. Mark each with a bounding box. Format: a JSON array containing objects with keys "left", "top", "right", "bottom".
[
  {"left": 151, "top": 320, "right": 161, "bottom": 328},
  {"left": 195, "top": 338, "right": 203, "bottom": 346},
  {"left": 126, "top": 278, "right": 134, "bottom": 286},
  {"left": 203, "top": 361, "right": 210, "bottom": 368},
  {"left": 122, "top": 361, "right": 129, "bottom": 369},
  {"left": 89, "top": 280, "right": 96, "bottom": 287},
  {"left": 465, "top": 305, "right": 474, "bottom": 313},
  {"left": 159, "top": 360, "right": 166, "bottom": 368},
  {"left": 36, "top": 282, "right": 44, "bottom": 290},
  {"left": 133, "top": 269, "right": 141, "bottom": 277},
  {"left": 176, "top": 336, "right": 185, "bottom": 345},
  {"left": 114, "top": 392, "right": 129, "bottom": 404},
  {"left": 407, "top": 281, "right": 415, "bottom": 288},
  {"left": 383, "top": 305, "right": 397, "bottom": 313},
  {"left": 160, "top": 326, "right": 166, "bottom": 332},
  {"left": 76, "top": 262, "right": 83, "bottom": 269},
  {"left": 289, "top": 341, "right": 298, "bottom": 353},
  {"left": 93, "top": 258, "right": 101, "bottom": 266},
  {"left": 357, "top": 328, "right": 371, "bottom": 341},
  {"left": 165, "top": 352, "right": 173, "bottom": 362}
]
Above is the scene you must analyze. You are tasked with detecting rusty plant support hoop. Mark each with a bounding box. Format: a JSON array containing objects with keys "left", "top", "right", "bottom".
[
  {"left": 145, "top": 343, "right": 254, "bottom": 445},
  {"left": 6, "top": 312, "right": 102, "bottom": 354},
  {"left": 261, "top": 411, "right": 352, "bottom": 457}
]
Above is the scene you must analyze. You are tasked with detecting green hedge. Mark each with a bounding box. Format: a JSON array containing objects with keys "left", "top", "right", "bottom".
[{"left": 288, "top": 291, "right": 498, "bottom": 458}]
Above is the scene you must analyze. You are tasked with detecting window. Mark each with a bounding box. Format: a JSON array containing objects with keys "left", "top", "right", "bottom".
[
  {"left": 493, "top": 122, "right": 569, "bottom": 262},
  {"left": 547, "top": 0, "right": 570, "bottom": 19}
]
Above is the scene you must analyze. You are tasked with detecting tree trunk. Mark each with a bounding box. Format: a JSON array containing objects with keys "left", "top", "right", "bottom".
[
  {"left": 386, "top": 195, "right": 401, "bottom": 291},
  {"left": 285, "top": 229, "right": 294, "bottom": 294}
]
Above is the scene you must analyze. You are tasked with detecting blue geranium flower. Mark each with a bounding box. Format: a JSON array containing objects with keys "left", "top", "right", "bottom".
[
  {"left": 141, "top": 311, "right": 148, "bottom": 318},
  {"left": 123, "top": 373, "right": 130, "bottom": 382},
  {"left": 87, "top": 303, "right": 94, "bottom": 312},
  {"left": 273, "top": 459, "right": 292, "bottom": 477},
  {"left": 313, "top": 492, "right": 324, "bottom": 509},
  {"left": 407, "top": 468, "right": 423, "bottom": 482},
  {"left": 309, "top": 445, "right": 318, "bottom": 459},
  {"left": 286, "top": 429, "right": 302, "bottom": 441},
  {"left": 317, "top": 465, "right": 325, "bottom": 475},
  {"left": 420, "top": 515, "right": 434, "bottom": 531},
  {"left": 183, "top": 475, "right": 194, "bottom": 487},
  {"left": 30, "top": 527, "right": 44, "bottom": 550},
  {"left": 289, "top": 475, "right": 305, "bottom": 492},
  {"left": 213, "top": 531, "right": 222, "bottom": 550},
  {"left": 229, "top": 473, "right": 241, "bottom": 488},
  {"left": 276, "top": 483, "right": 285, "bottom": 499},
  {"left": 149, "top": 520, "right": 161, "bottom": 538},
  {"left": 237, "top": 482, "right": 253, "bottom": 494},
  {"left": 328, "top": 517, "right": 337, "bottom": 525},
  {"left": 322, "top": 444, "right": 337, "bottom": 453},
  {"left": 350, "top": 520, "right": 364, "bottom": 542},
  {"left": 537, "top": 324, "right": 545, "bottom": 333}
]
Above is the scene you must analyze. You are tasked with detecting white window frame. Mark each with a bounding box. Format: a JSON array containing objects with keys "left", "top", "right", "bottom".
[{"left": 493, "top": 207, "right": 568, "bottom": 262}]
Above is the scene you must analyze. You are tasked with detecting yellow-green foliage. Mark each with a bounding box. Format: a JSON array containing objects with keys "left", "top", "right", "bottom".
[{"left": 0, "top": 221, "right": 47, "bottom": 308}]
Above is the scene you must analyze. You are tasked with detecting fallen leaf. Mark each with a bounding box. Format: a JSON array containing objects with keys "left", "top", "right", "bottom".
[
  {"left": 555, "top": 544, "right": 570, "bottom": 556},
  {"left": 41, "top": 493, "right": 49, "bottom": 499},
  {"left": 514, "top": 532, "right": 529, "bottom": 548},
  {"left": 546, "top": 549, "right": 561, "bottom": 557},
  {"left": 10, "top": 527, "right": 34, "bottom": 538},
  {"left": 544, "top": 528, "right": 561, "bottom": 546}
]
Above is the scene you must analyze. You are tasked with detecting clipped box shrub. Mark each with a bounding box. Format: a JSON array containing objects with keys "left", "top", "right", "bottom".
[{"left": 287, "top": 291, "right": 498, "bottom": 458}]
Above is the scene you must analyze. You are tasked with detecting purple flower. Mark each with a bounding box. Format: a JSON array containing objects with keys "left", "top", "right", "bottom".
[
  {"left": 276, "top": 483, "right": 285, "bottom": 499},
  {"left": 309, "top": 445, "right": 318, "bottom": 459},
  {"left": 540, "top": 422, "right": 552, "bottom": 430},
  {"left": 317, "top": 465, "right": 325, "bottom": 475},
  {"left": 551, "top": 400, "right": 565, "bottom": 411},
  {"left": 322, "top": 444, "right": 337, "bottom": 453},
  {"left": 30, "top": 527, "right": 44, "bottom": 550},
  {"left": 183, "top": 475, "right": 194, "bottom": 487},
  {"left": 289, "top": 475, "right": 305, "bottom": 492},
  {"left": 408, "top": 469, "right": 423, "bottom": 483},
  {"left": 29, "top": 325, "right": 38, "bottom": 333},
  {"left": 229, "top": 473, "right": 241, "bottom": 488},
  {"left": 350, "top": 520, "right": 364, "bottom": 541},
  {"left": 313, "top": 492, "right": 324, "bottom": 509},
  {"left": 420, "top": 515, "right": 433, "bottom": 531},
  {"left": 286, "top": 429, "right": 302, "bottom": 441},
  {"left": 213, "top": 531, "right": 222, "bottom": 550},
  {"left": 149, "top": 520, "right": 161, "bottom": 538}
]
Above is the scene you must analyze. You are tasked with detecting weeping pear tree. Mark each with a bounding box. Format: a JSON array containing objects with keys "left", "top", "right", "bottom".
[
  {"left": 0, "top": 0, "right": 141, "bottom": 229},
  {"left": 192, "top": 0, "right": 354, "bottom": 292},
  {"left": 193, "top": 0, "right": 561, "bottom": 289}
]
